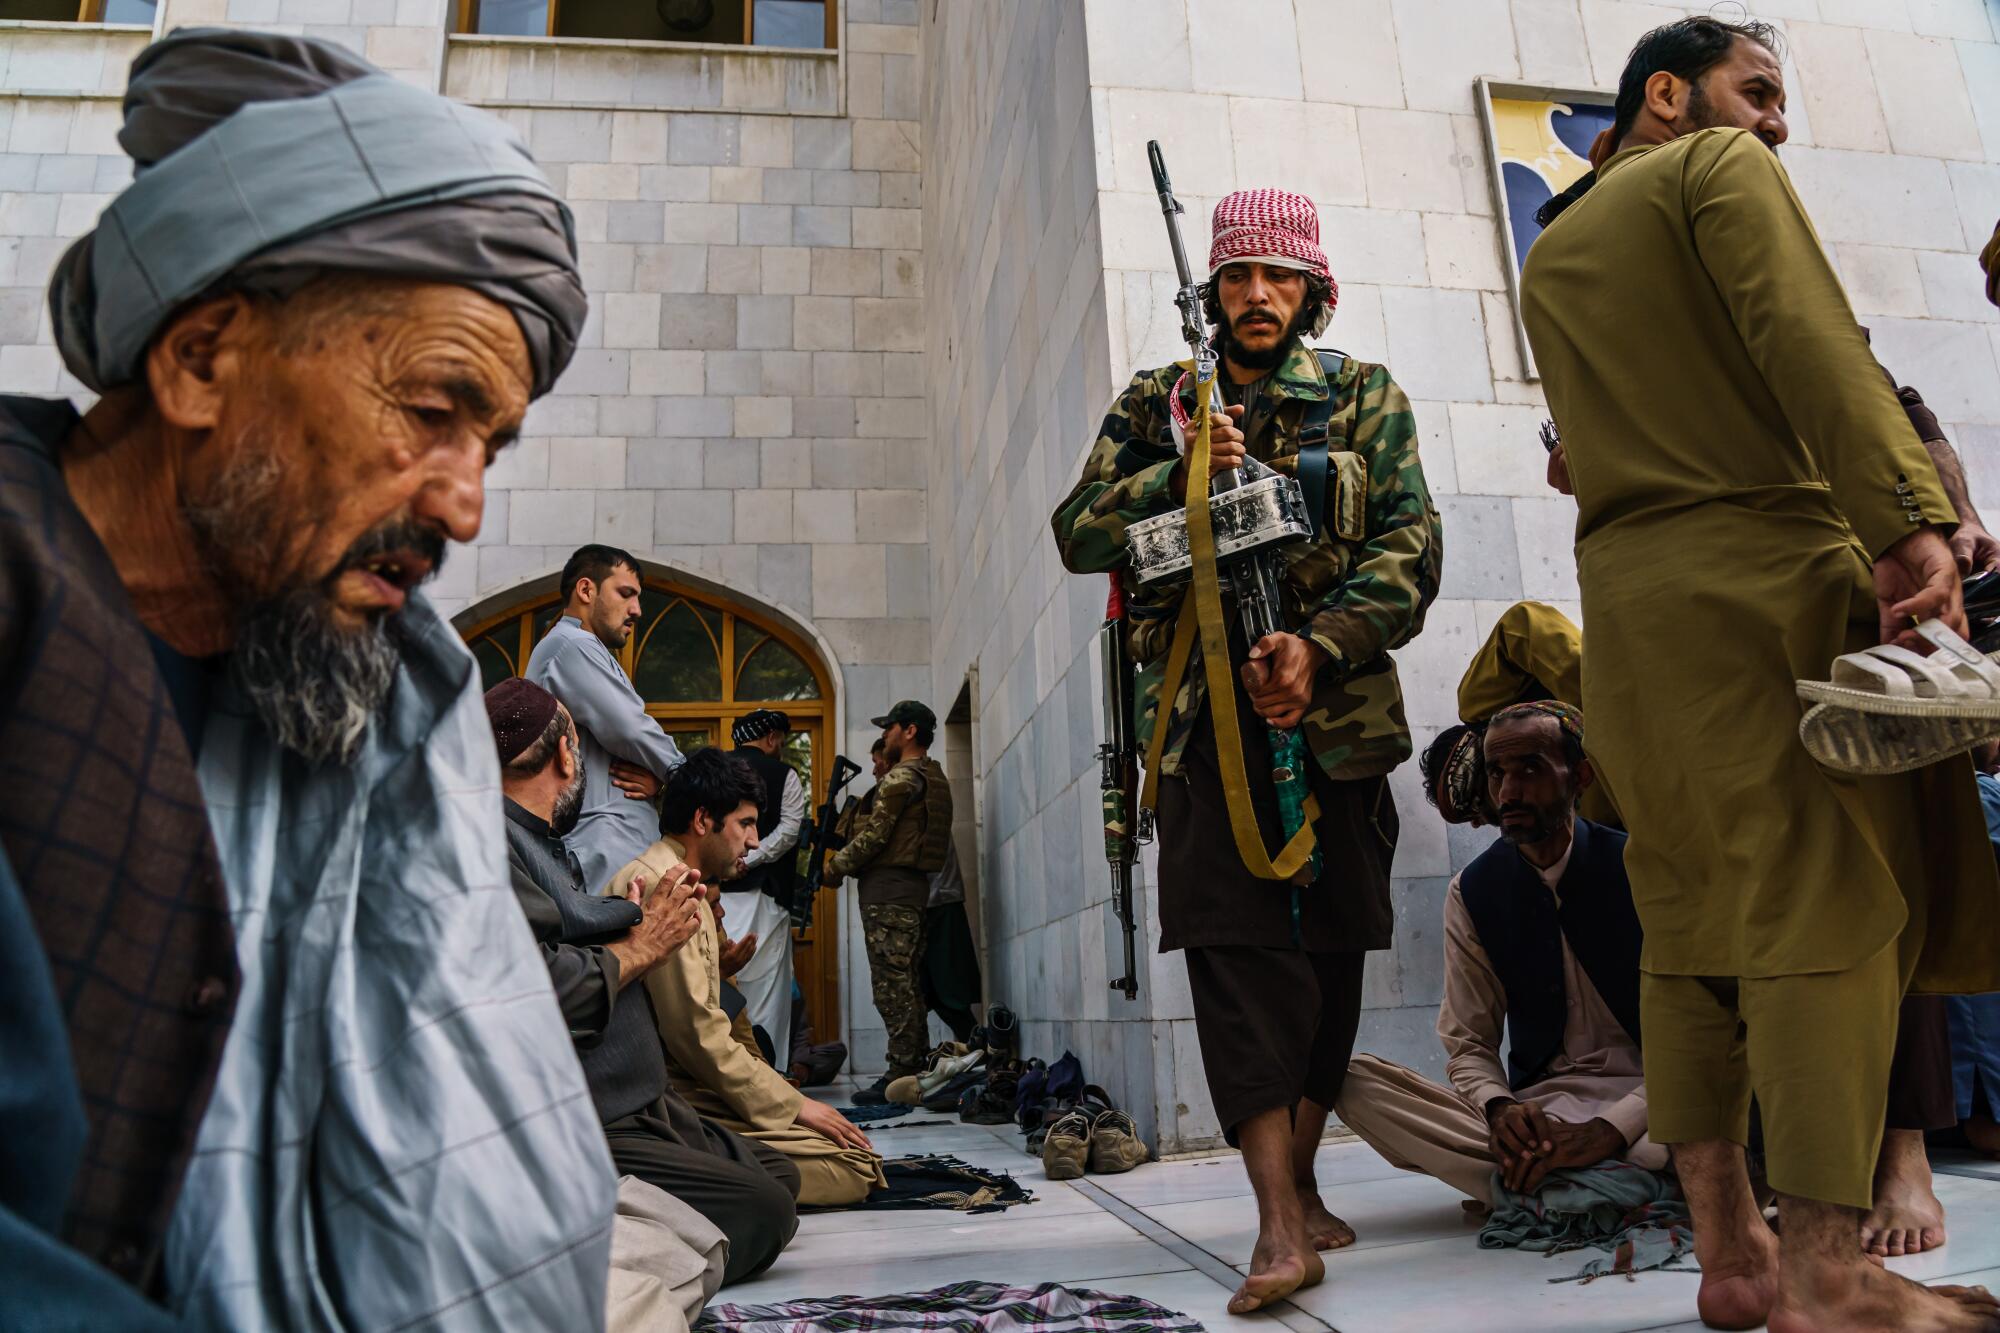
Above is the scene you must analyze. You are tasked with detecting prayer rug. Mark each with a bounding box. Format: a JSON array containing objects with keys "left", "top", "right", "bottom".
[
  {"left": 696, "top": 1280, "right": 1203, "bottom": 1333},
  {"left": 800, "top": 1155, "right": 1035, "bottom": 1215}
]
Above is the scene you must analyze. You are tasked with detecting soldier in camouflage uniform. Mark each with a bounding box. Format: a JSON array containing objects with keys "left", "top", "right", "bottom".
[
  {"left": 822, "top": 702, "right": 954, "bottom": 1105},
  {"left": 1051, "top": 188, "right": 1441, "bottom": 1313}
]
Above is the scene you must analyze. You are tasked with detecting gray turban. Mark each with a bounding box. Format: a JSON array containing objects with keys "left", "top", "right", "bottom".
[{"left": 49, "top": 28, "right": 585, "bottom": 396}]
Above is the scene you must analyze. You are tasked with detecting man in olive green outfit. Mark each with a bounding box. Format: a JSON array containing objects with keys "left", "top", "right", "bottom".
[
  {"left": 1052, "top": 188, "right": 1440, "bottom": 1314},
  {"left": 822, "top": 701, "right": 953, "bottom": 1106},
  {"left": 1522, "top": 16, "right": 2000, "bottom": 1332}
]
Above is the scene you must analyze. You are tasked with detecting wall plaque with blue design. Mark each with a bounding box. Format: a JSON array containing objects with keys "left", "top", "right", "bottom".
[{"left": 1476, "top": 78, "right": 1617, "bottom": 379}]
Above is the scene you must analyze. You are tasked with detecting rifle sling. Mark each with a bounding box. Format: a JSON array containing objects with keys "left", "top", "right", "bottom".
[{"left": 1138, "top": 359, "right": 1319, "bottom": 882}]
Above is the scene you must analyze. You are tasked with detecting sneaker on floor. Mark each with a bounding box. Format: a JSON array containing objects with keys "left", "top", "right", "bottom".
[
  {"left": 1041, "top": 1108, "right": 1092, "bottom": 1182},
  {"left": 1087, "top": 1109, "right": 1149, "bottom": 1174},
  {"left": 850, "top": 1075, "right": 894, "bottom": 1106}
]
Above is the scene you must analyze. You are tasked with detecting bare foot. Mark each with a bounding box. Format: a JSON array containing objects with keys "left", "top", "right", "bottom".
[
  {"left": 1696, "top": 1220, "right": 1780, "bottom": 1331},
  {"left": 1863, "top": 1130, "right": 1947, "bottom": 1258},
  {"left": 1228, "top": 1228, "right": 1326, "bottom": 1315},
  {"left": 1770, "top": 1261, "right": 2000, "bottom": 1332},
  {"left": 1298, "top": 1187, "right": 1356, "bottom": 1252}
]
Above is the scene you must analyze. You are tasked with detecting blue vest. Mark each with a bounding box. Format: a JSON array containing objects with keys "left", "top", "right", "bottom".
[{"left": 1457, "top": 819, "right": 1643, "bottom": 1091}]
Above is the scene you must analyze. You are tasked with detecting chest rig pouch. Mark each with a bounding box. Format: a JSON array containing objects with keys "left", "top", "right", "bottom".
[{"left": 1294, "top": 350, "right": 1367, "bottom": 543}]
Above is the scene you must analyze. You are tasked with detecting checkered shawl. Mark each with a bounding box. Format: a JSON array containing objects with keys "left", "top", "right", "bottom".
[
  {"left": 0, "top": 395, "right": 236, "bottom": 1293},
  {"left": 1206, "top": 188, "right": 1339, "bottom": 337}
]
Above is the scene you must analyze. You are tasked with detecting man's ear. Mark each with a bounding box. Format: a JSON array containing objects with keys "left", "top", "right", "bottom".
[
  {"left": 1644, "top": 69, "right": 1684, "bottom": 126},
  {"left": 1575, "top": 756, "right": 1596, "bottom": 794},
  {"left": 557, "top": 732, "right": 577, "bottom": 784},
  {"left": 145, "top": 292, "right": 257, "bottom": 432}
]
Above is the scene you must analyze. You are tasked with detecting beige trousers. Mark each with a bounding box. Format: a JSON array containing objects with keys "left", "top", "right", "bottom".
[
  {"left": 606, "top": 1176, "right": 727, "bottom": 1333},
  {"left": 1333, "top": 1054, "right": 1668, "bottom": 1206}
]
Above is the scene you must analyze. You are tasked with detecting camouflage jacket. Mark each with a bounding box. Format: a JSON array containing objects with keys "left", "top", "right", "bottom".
[
  {"left": 1050, "top": 339, "right": 1442, "bottom": 781},
  {"left": 826, "top": 756, "right": 952, "bottom": 878}
]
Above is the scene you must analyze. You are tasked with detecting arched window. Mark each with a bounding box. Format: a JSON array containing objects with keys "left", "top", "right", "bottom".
[{"left": 460, "top": 576, "right": 840, "bottom": 1037}]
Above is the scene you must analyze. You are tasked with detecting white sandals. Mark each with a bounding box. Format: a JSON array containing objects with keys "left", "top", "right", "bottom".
[{"left": 1797, "top": 619, "right": 2000, "bottom": 775}]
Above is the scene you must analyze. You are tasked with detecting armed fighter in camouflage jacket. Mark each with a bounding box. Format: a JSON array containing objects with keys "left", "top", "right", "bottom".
[{"left": 1051, "top": 337, "right": 1442, "bottom": 782}]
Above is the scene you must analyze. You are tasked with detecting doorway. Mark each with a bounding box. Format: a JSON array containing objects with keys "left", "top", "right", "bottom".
[{"left": 459, "top": 577, "right": 843, "bottom": 1041}]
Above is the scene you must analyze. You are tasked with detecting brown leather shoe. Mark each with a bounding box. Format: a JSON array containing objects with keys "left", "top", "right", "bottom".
[
  {"left": 1041, "top": 1109, "right": 1091, "bottom": 1181},
  {"left": 1088, "top": 1109, "right": 1149, "bottom": 1174}
]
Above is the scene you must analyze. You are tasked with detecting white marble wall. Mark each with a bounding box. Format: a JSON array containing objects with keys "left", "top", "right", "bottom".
[{"left": 920, "top": 0, "right": 1152, "bottom": 1136}]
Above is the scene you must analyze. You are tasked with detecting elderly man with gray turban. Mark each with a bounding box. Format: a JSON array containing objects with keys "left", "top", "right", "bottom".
[{"left": 0, "top": 28, "right": 611, "bottom": 1332}]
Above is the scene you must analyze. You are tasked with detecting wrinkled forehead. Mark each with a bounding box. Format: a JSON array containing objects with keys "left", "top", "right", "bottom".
[{"left": 1483, "top": 713, "right": 1565, "bottom": 761}]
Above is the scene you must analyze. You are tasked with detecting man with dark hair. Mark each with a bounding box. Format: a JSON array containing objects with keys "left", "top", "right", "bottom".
[
  {"left": 821, "top": 702, "right": 954, "bottom": 1106},
  {"left": 529, "top": 542, "right": 685, "bottom": 897},
  {"left": 614, "top": 750, "right": 883, "bottom": 1207},
  {"left": 0, "top": 28, "right": 616, "bottom": 1328},
  {"left": 1052, "top": 185, "right": 1441, "bottom": 1312},
  {"left": 489, "top": 681, "right": 800, "bottom": 1289},
  {"left": 1339, "top": 704, "right": 1659, "bottom": 1207},
  {"left": 1419, "top": 723, "right": 1487, "bottom": 829},
  {"left": 1523, "top": 15, "right": 2000, "bottom": 1331},
  {"left": 730, "top": 709, "right": 807, "bottom": 1063}
]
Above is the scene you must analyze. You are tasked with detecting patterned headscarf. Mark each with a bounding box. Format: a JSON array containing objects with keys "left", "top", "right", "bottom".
[
  {"left": 732, "top": 708, "right": 790, "bottom": 746},
  {"left": 1420, "top": 723, "right": 1486, "bottom": 826},
  {"left": 1207, "top": 188, "right": 1338, "bottom": 337}
]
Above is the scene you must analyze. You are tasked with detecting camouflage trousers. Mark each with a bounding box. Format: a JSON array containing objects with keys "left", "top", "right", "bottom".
[{"left": 861, "top": 903, "right": 930, "bottom": 1078}]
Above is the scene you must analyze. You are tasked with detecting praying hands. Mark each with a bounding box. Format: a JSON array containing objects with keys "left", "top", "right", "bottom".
[{"left": 1486, "top": 1100, "right": 1625, "bottom": 1195}]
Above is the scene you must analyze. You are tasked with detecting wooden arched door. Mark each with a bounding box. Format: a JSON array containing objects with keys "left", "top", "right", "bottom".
[{"left": 462, "top": 580, "right": 842, "bottom": 1044}]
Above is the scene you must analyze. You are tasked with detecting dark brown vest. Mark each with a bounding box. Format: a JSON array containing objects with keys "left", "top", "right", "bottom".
[{"left": 0, "top": 396, "right": 237, "bottom": 1289}]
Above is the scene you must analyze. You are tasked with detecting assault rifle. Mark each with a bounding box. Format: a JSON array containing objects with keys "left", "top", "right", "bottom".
[
  {"left": 1099, "top": 579, "right": 1148, "bottom": 1000},
  {"left": 796, "top": 753, "right": 863, "bottom": 929}
]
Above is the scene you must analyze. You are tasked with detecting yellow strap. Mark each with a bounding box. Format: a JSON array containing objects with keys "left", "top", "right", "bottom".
[{"left": 1138, "top": 362, "right": 1319, "bottom": 882}]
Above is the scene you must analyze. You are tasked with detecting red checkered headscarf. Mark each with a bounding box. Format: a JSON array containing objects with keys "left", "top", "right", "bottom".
[{"left": 1207, "top": 188, "right": 1337, "bottom": 337}]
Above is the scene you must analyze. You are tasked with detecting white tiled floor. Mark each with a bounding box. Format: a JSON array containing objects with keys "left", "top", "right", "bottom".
[{"left": 721, "top": 1083, "right": 2000, "bottom": 1332}]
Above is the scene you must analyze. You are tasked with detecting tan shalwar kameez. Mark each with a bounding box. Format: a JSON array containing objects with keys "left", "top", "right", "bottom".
[
  {"left": 1519, "top": 126, "right": 2000, "bottom": 1207},
  {"left": 613, "top": 838, "right": 887, "bottom": 1207},
  {"left": 1337, "top": 846, "right": 1665, "bottom": 1204}
]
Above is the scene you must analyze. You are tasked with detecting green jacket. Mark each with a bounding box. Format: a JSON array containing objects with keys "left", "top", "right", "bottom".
[
  {"left": 826, "top": 756, "right": 952, "bottom": 879},
  {"left": 1050, "top": 339, "right": 1442, "bottom": 781}
]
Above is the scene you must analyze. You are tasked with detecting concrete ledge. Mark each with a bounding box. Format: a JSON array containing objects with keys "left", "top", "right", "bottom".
[{"left": 443, "top": 33, "right": 840, "bottom": 116}]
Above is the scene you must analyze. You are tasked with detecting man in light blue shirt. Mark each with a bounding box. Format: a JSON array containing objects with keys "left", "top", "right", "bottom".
[{"left": 530, "top": 545, "right": 687, "bottom": 894}]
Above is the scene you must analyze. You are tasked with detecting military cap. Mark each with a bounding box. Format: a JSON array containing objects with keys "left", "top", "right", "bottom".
[{"left": 871, "top": 700, "right": 936, "bottom": 731}]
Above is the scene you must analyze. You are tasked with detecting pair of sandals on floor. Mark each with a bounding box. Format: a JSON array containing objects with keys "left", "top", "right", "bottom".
[{"left": 1797, "top": 615, "right": 2000, "bottom": 775}]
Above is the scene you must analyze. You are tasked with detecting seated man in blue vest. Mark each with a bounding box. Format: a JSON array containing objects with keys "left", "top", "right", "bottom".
[{"left": 1335, "top": 702, "right": 1665, "bottom": 1205}]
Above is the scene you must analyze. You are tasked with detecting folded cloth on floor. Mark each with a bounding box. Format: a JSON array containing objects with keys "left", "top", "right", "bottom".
[
  {"left": 1478, "top": 1160, "right": 1693, "bottom": 1282},
  {"left": 696, "top": 1280, "right": 1203, "bottom": 1333},
  {"left": 839, "top": 1102, "right": 927, "bottom": 1123},
  {"left": 798, "top": 1154, "right": 1035, "bottom": 1214}
]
